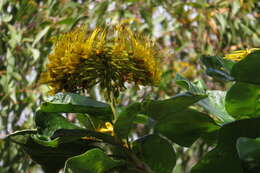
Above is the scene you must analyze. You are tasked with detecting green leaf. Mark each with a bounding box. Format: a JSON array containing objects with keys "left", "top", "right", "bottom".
[
  {"left": 64, "top": 148, "right": 124, "bottom": 173},
  {"left": 174, "top": 74, "right": 234, "bottom": 124},
  {"left": 6, "top": 129, "right": 37, "bottom": 138},
  {"left": 133, "top": 135, "right": 176, "bottom": 173},
  {"left": 121, "top": 170, "right": 141, "bottom": 173},
  {"left": 32, "top": 26, "right": 50, "bottom": 47},
  {"left": 7, "top": 128, "right": 121, "bottom": 172},
  {"left": 35, "top": 111, "right": 117, "bottom": 146},
  {"left": 35, "top": 111, "right": 81, "bottom": 137},
  {"left": 155, "top": 108, "right": 219, "bottom": 147},
  {"left": 175, "top": 74, "right": 234, "bottom": 124},
  {"left": 94, "top": 1, "right": 109, "bottom": 25},
  {"left": 31, "top": 128, "right": 118, "bottom": 149},
  {"left": 231, "top": 0, "right": 241, "bottom": 16},
  {"left": 50, "top": 129, "right": 117, "bottom": 146},
  {"left": 5, "top": 130, "right": 38, "bottom": 146},
  {"left": 7, "top": 24, "right": 22, "bottom": 48},
  {"left": 143, "top": 92, "right": 207, "bottom": 121},
  {"left": 26, "top": 136, "right": 94, "bottom": 173},
  {"left": 198, "top": 90, "right": 235, "bottom": 124},
  {"left": 114, "top": 103, "right": 141, "bottom": 139},
  {"left": 76, "top": 113, "right": 95, "bottom": 130},
  {"left": 201, "top": 55, "right": 234, "bottom": 81},
  {"left": 40, "top": 92, "right": 112, "bottom": 122},
  {"left": 6, "top": 130, "right": 94, "bottom": 173},
  {"left": 231, "top": 50, "right": 260, "bottom": 84},
  {"left": 57, "top": 18, "right": 77, "bottom": 25},
  {"left": 175, "top": 73, "right": 206, "bottom": 95},
  {"left": 115, "top": 92, "right": 206, "bottom": 139},
  {"left": 133, "top": 114, "right": 149, "bottom": 124},
  {"left": 200, "top": 129, "right": 219, "bottom": 146},
  {"left": 237, "top": 137, "right": 260, "bottom": 162},
  {"left": 192, "top": 118, "right": 260, "bottom": 173},
  {"left": 225, "top": 82, "right": 260, "bottom": 119}
]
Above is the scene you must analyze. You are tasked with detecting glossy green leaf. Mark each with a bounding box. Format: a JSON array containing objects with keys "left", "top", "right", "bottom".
[
  {"left": 114, "top": 103, "right": 141, "bottom": 139},
  {"left": 175, "top": 73, "right": 206, "bottom": 95},
  {"left": 7, "top": 129, "right": 119, "bottom": 172},
  {"left": 133, "top": 114, "right": 149, "bottom": 124},
  {"left": 32, "top": 127, "right": 118, "bottom": 149},
  {"left": 50, "top": 129, "right": 117, "bottom": 146},
  {"left": 206, "top": 68, "right": 234, "bottom": 81},
  {"left": 76, "top": 113, "right": 95, "bottom": 130},
  {"left": 201, "top": 55, "right": 234, "bottom": 81},
  {"left": 40, "top": 92, "right": 112, "bottom": 122},
  {"left": 6, "top": 130, "right": 94, "bottom": 173},
  {"left": 76, "top": 113, "right": 110, "bottom": 133},
  {"left": 5, "top": 130, "right": 38, "bottom": 146},
  {"left": 175, "top": 74, "right": 234, "bottom": 123},
  {"left": 143, "top": 92, "right": 207, "bottom": 121},
  {"left": 201, "top": 54, "right": 233, "bottom": 71},
  {"left": 200, "top": 129, "right": 219, "bottom": 146},
  {"left": 35, "top": 111, "right": 81, "bottom": 137},
  {"left": 35, "top": 112, "right": 117, "bottom": 145},
  {"left": 225, "top": 82, "right": 260, "bottom": 119},
  {"left": 115, "top": 93, "right": 205, "bottom": 139},
  {"left": 199, "top": 90, "right": 234, "bottom": 123},
  {"left": 121, "top": 170, "right": 141, "bottom": 173},
  {"left": 237, "top": 137, "right": 260, "bottom": 162},
  {"left": 6, "top": 129, "right": 37, "bottom": 138},
  {"left": 192, "top": 118, "right": 260, "bottom": 173},
  {"left": 155, "top": 108, "right": 219, "bottom": 147},
  {"left": 231, "top": 50, "right": 260, "bottom": 84},
  {"left": 26, "top": 136, "right": 94, "bottom": 173},
  {"left": 64, "top": 148, "right": 124, "bottom": 173},
  {"left": 133, "top": 134, "right": 176, "bottom": 173}
]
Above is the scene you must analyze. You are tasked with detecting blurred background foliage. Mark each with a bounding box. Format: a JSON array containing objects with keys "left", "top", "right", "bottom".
[{"left": 0, "top": 0, "right": 259, "bottom": 172}]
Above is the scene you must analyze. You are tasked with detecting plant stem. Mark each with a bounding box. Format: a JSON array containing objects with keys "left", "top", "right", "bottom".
[
  {"left": 109, "top": 92, "right": 118, "bottom": 122},
  {"left": 107, "top": 92, "right": 153, "bottom": 173},
  {"left": 120, "top": 145, "right": 155, "bottom": 173},
  {"left": 129, "top": 151, "right": 155, "bottom": 173}
]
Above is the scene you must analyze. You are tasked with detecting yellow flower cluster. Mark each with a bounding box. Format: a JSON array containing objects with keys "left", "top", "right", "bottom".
[
  {"left": 224, "top": 48, "right": 260, "bottom": 61},
  {"left": 40, "top": 25, "right": 161, "bottom": 100}
]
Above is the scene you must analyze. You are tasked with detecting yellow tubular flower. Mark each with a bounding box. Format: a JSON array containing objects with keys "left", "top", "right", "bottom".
[
  {"left": 96, "top": 122, "right": 114, "bottom": 135},
  {"left": 40, "top": 25, "right": 161, "bottom": 100},
  {"left": 80, "top": 122, "right": 114, "bottom": 141},
  {"left": 224, "top": 48, "right": 260, "bottom": 61}
]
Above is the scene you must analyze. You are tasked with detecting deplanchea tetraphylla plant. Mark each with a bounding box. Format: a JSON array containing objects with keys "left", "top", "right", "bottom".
[
  {"left": 39, "top": 24, "right": 162, "bottom": 173},
  {"left": 7, "top": 24, "right": 178, "bottom": 173},
  {"left": 39, "top": 24, "right": 161, "bottom": 173},
  {"left": 6, "top": 22, "right": 260, "bottom": 173}
]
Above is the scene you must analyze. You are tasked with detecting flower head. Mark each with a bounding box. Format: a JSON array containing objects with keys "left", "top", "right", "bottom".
[
  {"left": 40, "top": 25, "right": 161, "bottom": 101},
  {"left": 224, "top": 48, "right": 260, "bottom": 61}
]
